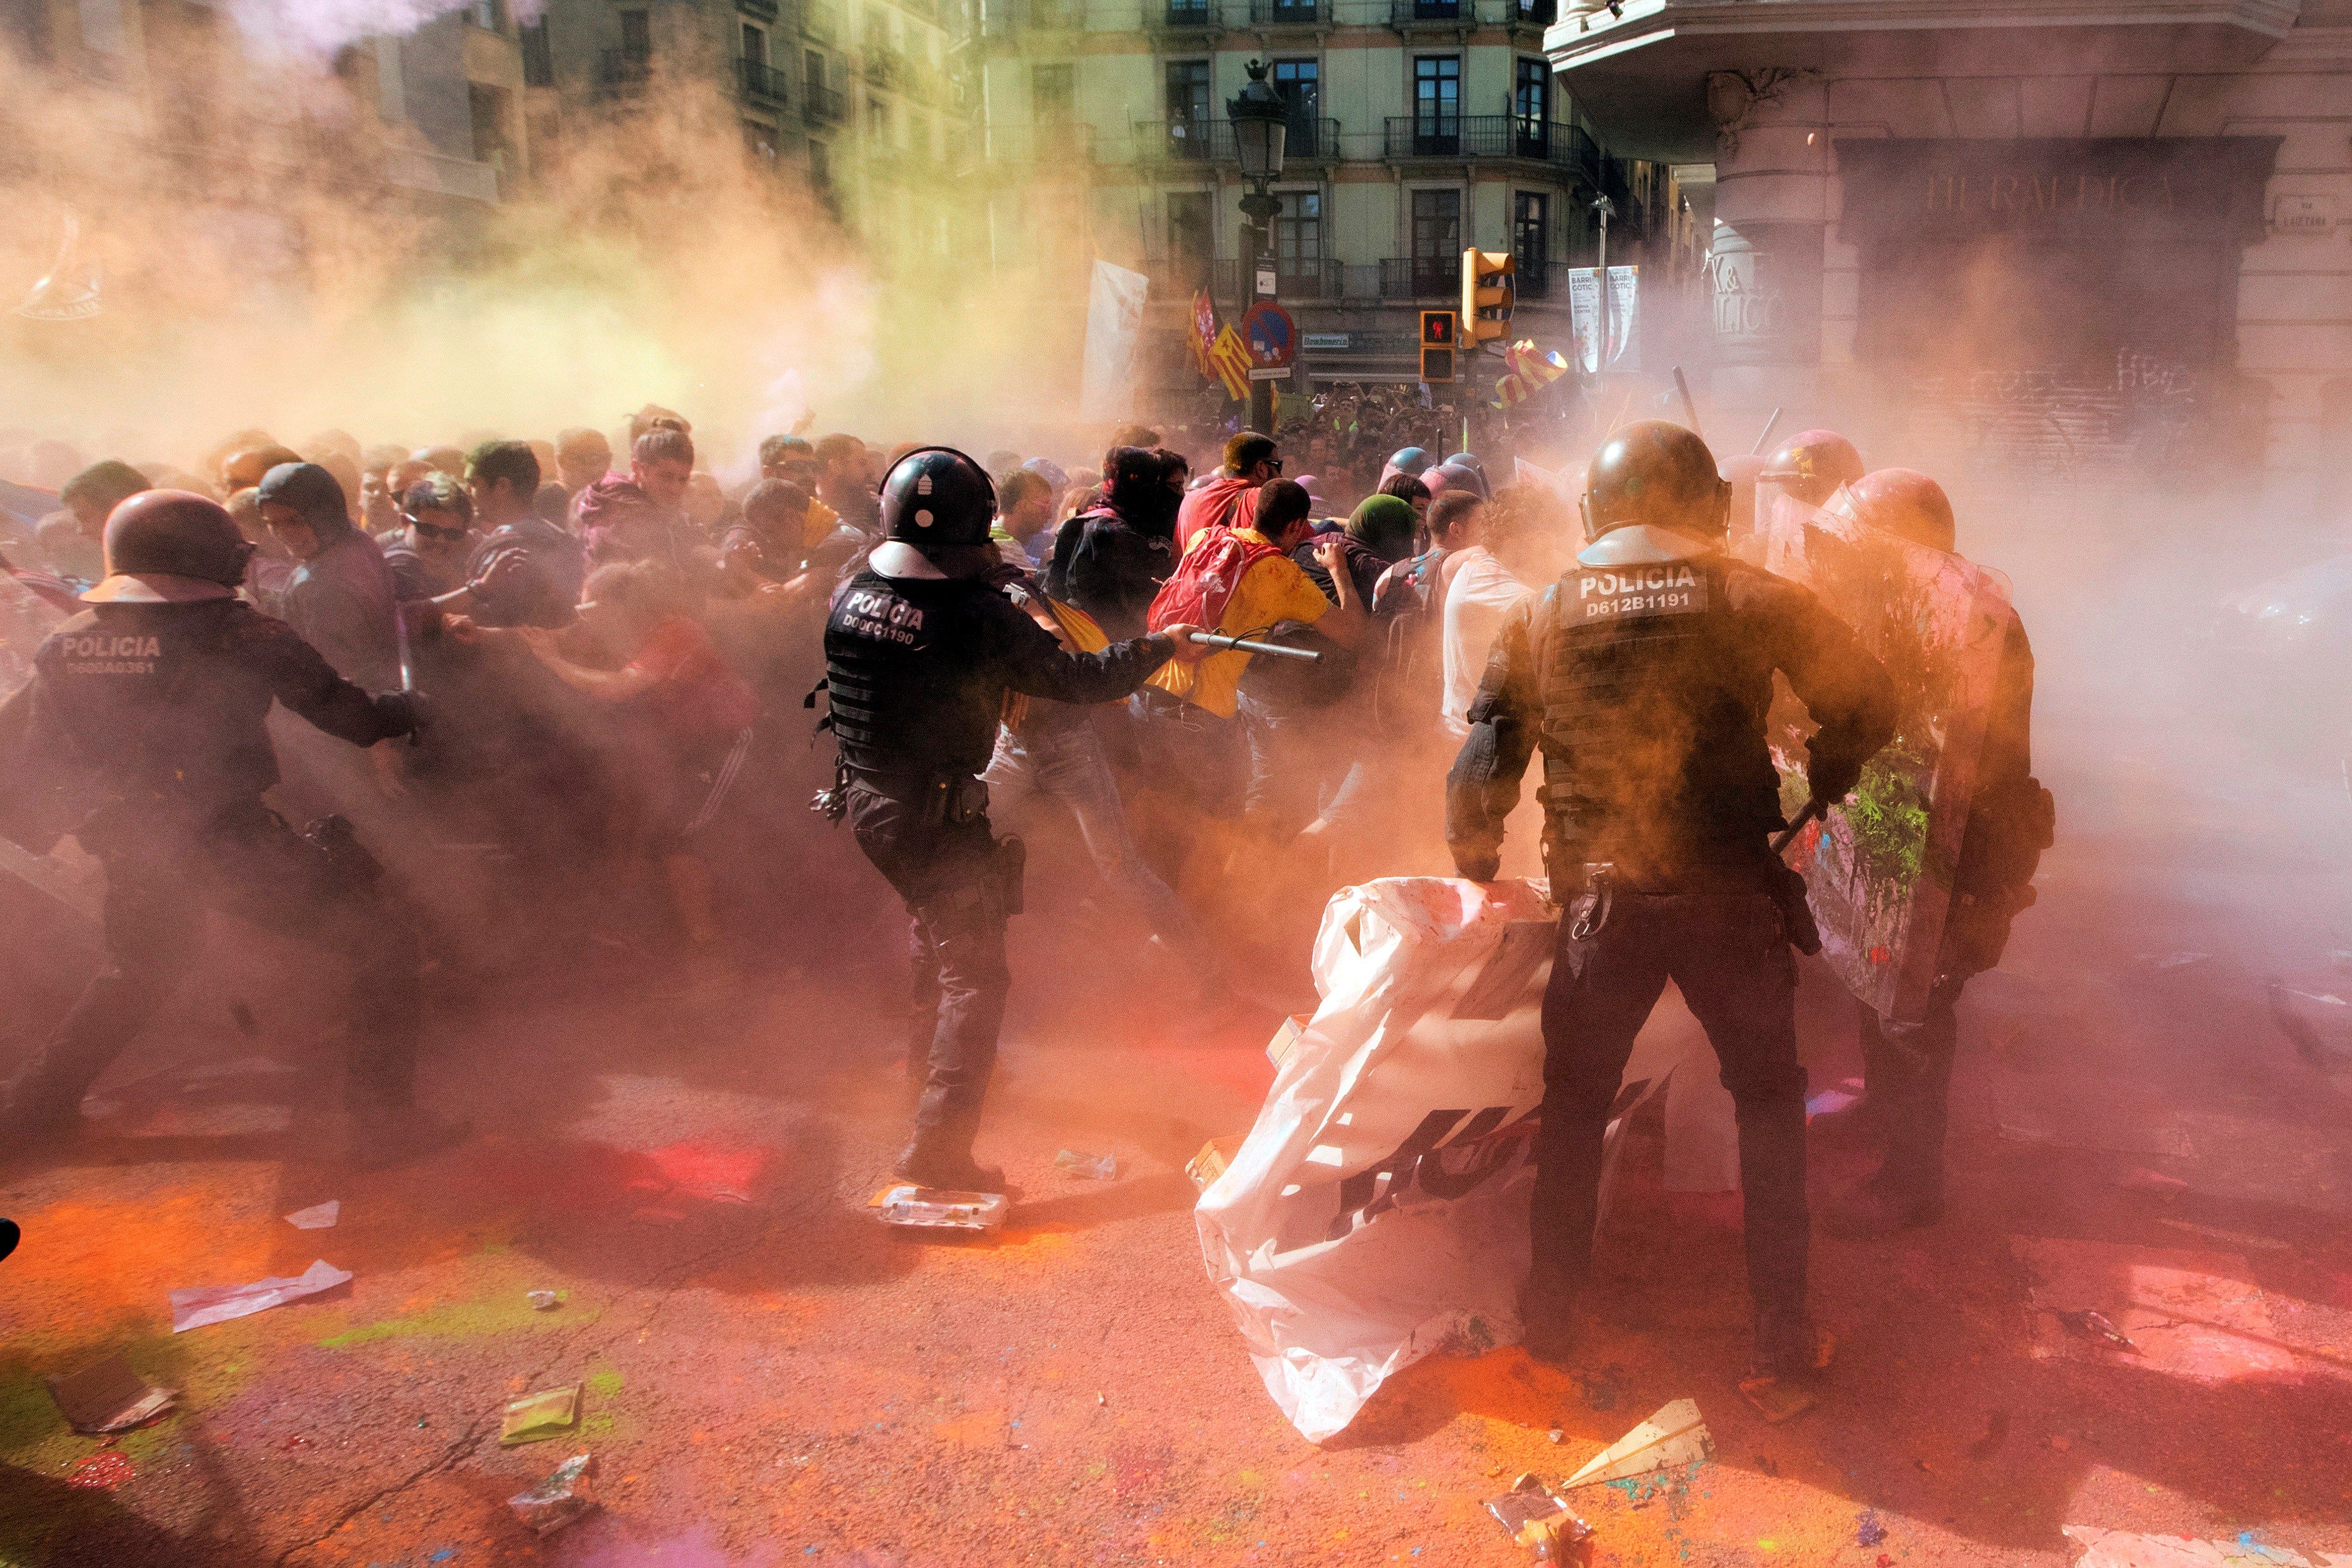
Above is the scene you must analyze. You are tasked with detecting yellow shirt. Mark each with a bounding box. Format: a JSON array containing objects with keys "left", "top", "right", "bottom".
[{"left": 1146, "top": 527, "right": 1331, "bottom": 719}]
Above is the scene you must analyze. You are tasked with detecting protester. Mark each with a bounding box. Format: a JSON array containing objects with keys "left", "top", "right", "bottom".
[
  {"left": 1137, "top": 477, "right": 1361, "bottom": 819},
  {"left": 554, "top": 426, "right": 613, "bottom": 497},
  {"left": 576, "top": 426, "right": 699, "bottom": 569},
  {"left": 380, "top": 474, "right": 477, "bottom": 603},
  {"left": 1047, "top": 447, "right": 1179, "bottom": 641},
  {"left": 256, "top": 461, "right": 402, "bottom": 692},
  {"left": 815, "top": 433, "right": 880, "bottom": 533},
  {"left": 459, "top": 559, "right": 755, "bottom": 949},
  {"left": 436, "top": 440, "right": 587, "bottom": 628},
  {"left": 1439, "top": 490, "right": 1534, "bottom": 740},
  {"left": 990, "top": 469, "right": 1057, "bottom": 569},
  {"left": 1174, "top": 432, "right": 1279, "bottom": 549},
  {"left": 58, "top": 462, "right": 149, "bottom": 553}
]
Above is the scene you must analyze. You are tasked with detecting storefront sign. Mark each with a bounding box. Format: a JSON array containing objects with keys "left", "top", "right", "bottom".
[{"left": 1837, "top": 138, "right": 2282, "bottom": 245}]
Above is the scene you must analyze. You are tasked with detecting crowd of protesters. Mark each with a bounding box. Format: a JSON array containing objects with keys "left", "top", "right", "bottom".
[{"left": 0, "top": 408, "right": 1576, "bottom": 1016}]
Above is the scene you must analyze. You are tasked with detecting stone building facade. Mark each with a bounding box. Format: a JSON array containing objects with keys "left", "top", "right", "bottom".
[{"left": 1550, "top": 1, "right": 2352, "bottom": 498}]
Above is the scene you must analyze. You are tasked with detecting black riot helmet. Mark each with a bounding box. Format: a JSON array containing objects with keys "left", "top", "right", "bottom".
[
  {"left": 879, "top": 446, "right": 996, "bottom": 549},
  {"left": 1579, "top": 421, "right": 1731, "bottom": 546},
  {"left": 82, "top": 490, "right": 255, "bottom": 603}
]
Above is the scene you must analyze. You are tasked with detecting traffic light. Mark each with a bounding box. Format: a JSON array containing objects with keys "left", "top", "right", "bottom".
[
  {"left": 1461, "top": 248, "right": 1515, "bottom": 353},
  {"left": 1418, "top": 309, "right": 1456, "bottom": 384}
]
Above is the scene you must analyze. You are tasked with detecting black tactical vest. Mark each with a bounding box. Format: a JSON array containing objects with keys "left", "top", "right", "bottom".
[
  {"left": 821, "top": 571, "right": 1005, "bottom": 782},
  {"left": 1533, "top": 554, "right": 1786, "bottom": 880}
]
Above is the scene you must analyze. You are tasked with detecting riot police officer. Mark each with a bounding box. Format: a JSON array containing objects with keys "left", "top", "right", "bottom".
[
  {"left": 1819, "top": 469, "right": 2053, "bottom": 1235},
  {"left": 0, "top": 492, "right": 460, "bottom": 1167},
  {"left": 1446, "top": 422, "right": 1898, "bottom": 1382},
  {"left": 821, "top": 448, "right": 1207, "bottom": 1193},
  {"left": 1758, "top": 428, "right": 1865, "bottom": 509}
]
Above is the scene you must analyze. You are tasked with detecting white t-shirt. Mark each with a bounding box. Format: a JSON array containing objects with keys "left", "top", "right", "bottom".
[{"left": 1441, "top": 545, "right": 1532, "bottom": 738}]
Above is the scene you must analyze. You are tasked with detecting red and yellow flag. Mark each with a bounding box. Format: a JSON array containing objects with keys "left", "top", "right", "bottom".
[
  {"left": 1208, "top": 324, "right": 1253, "bottom": 401},
  {"left": 1189, "top": 290, "right": 1219, "bottom": 379},
  {"left": 1491, "top": 339, "right": 1570, "bottom": 409}
]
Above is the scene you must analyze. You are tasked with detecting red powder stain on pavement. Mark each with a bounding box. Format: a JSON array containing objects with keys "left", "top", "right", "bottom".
[
  {"left": 66, "top": 1451, "right": 134, "bottom": 1490},
  {"left": 3, "top": 1185, "right": 273, "bottom": 1324},
  {"left": 639, "top": 1141, "right": 768, "bottom": 1204}
]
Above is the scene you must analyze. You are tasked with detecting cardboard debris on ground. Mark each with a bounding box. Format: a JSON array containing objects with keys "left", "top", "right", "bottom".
[
  {"left": 509, "top": 1452, "right": 596, "bottom": 1534},
  {"left": 1054, "top": 1149, "right": 1118, "bottom": 1181},
  {"left": 1737, "top": 1374, "right": 1817, "bottom": 1425},
  {"left": 169, "top": 1260, "right": 352, "bottom": 1333},
  {"left": 1485, "top": 1473, "right": 1592, "bottom": 1560},
  {"left": 1264, "top": 1013, "right": 1310, "bottom": 1069},
  {"left": 46, "top": 1354, "right": 178, "bottom": 1434},
  {"left": 500, "top": 1385, "right": 582, "bottom": 1446},
  {"left": 284, "top": 1201, "right": 340, "bottom": 1231},
  {"left": 1186, "top": 1136, "right": 1243, "bottom": 1191},
  {"left": 868, "top": 1185, "right": 1009, "bottom": 1232},
  {"left": 2062, "top": 1526, "right": 2352, "bottom": 1567},
  {"left": 1562, "top": 1399, "right": 1712, "bottom": 1487},
  {"left": 2013, "top": 1237, "right": 2300, "bottom": 1382}
]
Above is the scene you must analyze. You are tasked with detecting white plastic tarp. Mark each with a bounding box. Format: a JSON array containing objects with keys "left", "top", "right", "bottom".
[{"left": 1196, "top": 876, "right": 1723, "bottom": 1442}]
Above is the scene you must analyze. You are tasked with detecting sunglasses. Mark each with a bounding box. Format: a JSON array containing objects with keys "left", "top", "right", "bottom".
[{"left": 406, "top": 518, "right": 469, "bottom": 542}]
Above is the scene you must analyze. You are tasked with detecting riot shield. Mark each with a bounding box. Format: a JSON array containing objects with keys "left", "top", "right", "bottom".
[
  {"left": 1761, "top": 495, "right": 2012, "bottom": 1022},
  {"left": 0, "top": 568, "right": 65, "bottom": 698}
]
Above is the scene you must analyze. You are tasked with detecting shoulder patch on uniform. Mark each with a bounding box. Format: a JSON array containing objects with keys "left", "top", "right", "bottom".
[{"left": 1573, "top": 563, "right": 1708, "bottom": 624}]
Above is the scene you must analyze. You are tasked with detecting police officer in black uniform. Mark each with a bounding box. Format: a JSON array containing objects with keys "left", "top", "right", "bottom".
[
  {"left": 0, "top": 492, "right": 459, "bottom": 1167},
  {"left": 821, "top": 448, "right": 1208, "bottom": 1192},
  {"left": 1446, "top": 422, "right": 1898, "bottom": 1380}
]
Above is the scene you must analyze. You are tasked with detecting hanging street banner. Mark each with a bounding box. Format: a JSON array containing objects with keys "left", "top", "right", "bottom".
[
  {"left": 1080, "top": 260, "right": 1150, "bottom": 421},
  {"left": 1567, "top": 265, "right": 1640, "bottom": 374}
]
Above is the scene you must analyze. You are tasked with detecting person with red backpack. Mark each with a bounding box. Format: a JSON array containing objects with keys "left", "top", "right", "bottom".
[{"left": 1134, "top": 480, "right": 1364, "bottom": 816}]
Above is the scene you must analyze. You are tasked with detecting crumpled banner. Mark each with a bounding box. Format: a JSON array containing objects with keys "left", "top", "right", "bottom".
[
  {"left": 169, "top": 1259, "right": 351, "bottom": 1333},
  {"left": 1195, "top": 877, "right": 1718, "bottom": 1442}
]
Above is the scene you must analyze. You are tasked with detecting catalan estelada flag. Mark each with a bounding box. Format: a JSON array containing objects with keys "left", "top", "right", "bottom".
[
  {"left": 1491, "top": 339, "right": 1570, "bottom": 409},
  {"left": 1208, "top": 323, "right": 1253, "bottom": 401}
]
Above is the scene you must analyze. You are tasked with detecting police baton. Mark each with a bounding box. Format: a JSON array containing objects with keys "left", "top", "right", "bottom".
[
  {"left": 1770, "top": 800, "right": 1824, "bottom": 857},
  {"left": 393, "top": 603, "right": 418, "bottom": 694},
  {"left": 1188, "top": 632, "right": 1322, "bottom": 662}
]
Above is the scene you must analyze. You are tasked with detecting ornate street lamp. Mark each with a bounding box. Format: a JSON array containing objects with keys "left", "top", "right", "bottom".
[{"left": 1228, "top": 59, "right": 1289, "bottom": 434}]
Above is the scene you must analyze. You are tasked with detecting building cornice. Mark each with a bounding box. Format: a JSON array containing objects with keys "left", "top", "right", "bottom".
[{"left": 1549, "top": 0, "right": 2304, "bottom": 69}]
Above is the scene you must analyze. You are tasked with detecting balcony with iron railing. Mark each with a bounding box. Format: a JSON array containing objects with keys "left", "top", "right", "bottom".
[
  {"left": 804, "top": 81, "right": 847, "bottom": 124},
  {"left": 594, "top": 49, "right": 652, "bottom": 96},
  {"left": 1140, "top": 255, "right": 1344, "bottom": 303},
  {"left": 1248, "top": 0, "right": 1329, "bottom": 25},
  {"left": 862, "top": 49, "right": 904, "bottom": 89},
  {"left": 736, "top": 57, "right": 787, "bottom": 104},
  {"left": 1151, "top": 0, "right": 1222, "bottom": 30},
  {"left": 1378, "top": 256, "right": 1456, "bottom": 299},
  {"left": 981, "top": 0, "right": 1087, "bottom": 32},
  {"left": 1389, "top": 0, "right": 1554, "bottom": 25},
  {"left": 1132, "top": 115, "right": 1343, "bottom": 164},
  {"left": 1383, "top": 115, "right": 1598, "bottom": 175}
]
